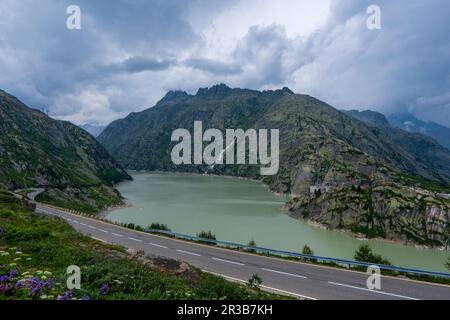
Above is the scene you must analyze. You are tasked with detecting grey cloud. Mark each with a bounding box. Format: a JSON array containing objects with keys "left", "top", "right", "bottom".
[
  {"left": 184, "top": 58, "right": 242, "bottom": 75},
  {"left": 0, "top": 0, "right": 449, "bottom": 127},
  {"left": 106, "top": 56, "right": 177, "bottom": 74},
  {"left": 286, "top": 0, "right": 450, "bottom": 127}
]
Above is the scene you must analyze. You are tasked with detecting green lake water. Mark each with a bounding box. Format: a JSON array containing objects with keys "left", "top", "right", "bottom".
[{"left": 107, "top": 172, "right": 450, "bottom": 272}]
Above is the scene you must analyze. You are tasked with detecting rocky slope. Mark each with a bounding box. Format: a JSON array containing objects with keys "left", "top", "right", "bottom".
[
  {"left": 287, "top": 183, "right": 450, "bottom": 248},
  {"left": 0, "top": 89, "right": 131, "bottom": 212},
  {"left": 389, "top": 113, "right": 450, "bottom": 151},
  {"left": 99, "top": 84, "right": 450, "bottom": 246}
]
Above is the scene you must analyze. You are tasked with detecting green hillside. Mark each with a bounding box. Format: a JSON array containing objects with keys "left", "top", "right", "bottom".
[{"left": 0, "top": 90, "right": 131, "bottom": 213}]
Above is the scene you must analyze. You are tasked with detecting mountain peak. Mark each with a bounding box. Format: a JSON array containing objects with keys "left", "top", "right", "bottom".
[
  {"left": 196, "top": 84, "right": 233, "bottom": 98},
  {"left": 159, "top": 90, "right": 190, "bottom": 104},
  {"left": 280, "top": 87, "right": 294, "bottom": 94}
]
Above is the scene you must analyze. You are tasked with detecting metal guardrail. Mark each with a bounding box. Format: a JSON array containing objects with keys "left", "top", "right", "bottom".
[
  {"left": 22, "top": 194, "right": 450, "bottom": 280},
  {"left": 145, "top": 229, "right": 450, "bottom": 280}
]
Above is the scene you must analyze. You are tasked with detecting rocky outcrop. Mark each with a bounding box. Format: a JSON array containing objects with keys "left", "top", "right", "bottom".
[{"left": 287, "top": 184, "right": 450, "bottom": 248}]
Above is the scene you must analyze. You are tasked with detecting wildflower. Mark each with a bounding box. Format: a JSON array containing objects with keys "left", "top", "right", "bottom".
[
  {"left": 99, "top": 283, "right": 109, "bottom": 295},
  {"left": 81, "top": 294, "right": 91, "bottom": 300},
  {"left": 44, "top": 278, "right": 55, "bottom": 290},
  {"left": 0, "top": 227, "right": 5, "bottom": 236},
  {"left": 9, "top": 270, "right": 19, "bottom": 278},
  {"left": 57, "top": 290, "right": 74, "bottom": 301},
  {"left": 0, "top": 284, "right": 13, "bottom": 294}
]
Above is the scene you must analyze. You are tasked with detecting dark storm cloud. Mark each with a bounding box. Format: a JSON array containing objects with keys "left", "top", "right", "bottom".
[
  {"left": 106, "top": 57, "right": 177, "bottom": 74},
  {"left": 0, "top": 0, "right": 449, "bottom": 127},
  {"left": 184, "top": 58, "right": 242, "bottom": 75},
  {"left": 288, "top": 0, "right": 450, "bottom": 127}
]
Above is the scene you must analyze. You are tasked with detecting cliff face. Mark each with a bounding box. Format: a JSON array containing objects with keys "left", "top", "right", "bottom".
[
  {"left": 0, "top": 89, "right": 131, "bottom": 213},
  {"left": 287, "top": 184, "right": 450, "bottom": 247}
]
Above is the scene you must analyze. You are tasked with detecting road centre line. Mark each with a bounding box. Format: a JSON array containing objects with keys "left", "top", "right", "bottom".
[
  {"left": 176, "top": 249, "right": 201, "bottom": 256},
  {"left": 261, "top": 268, "right": 307, "bottom": 279},
  {"left": 212, "top": 257, "right": 245, "bottom": 266},
  {"left": 328, "top": 281, "right": 419, "bottom": 300}
]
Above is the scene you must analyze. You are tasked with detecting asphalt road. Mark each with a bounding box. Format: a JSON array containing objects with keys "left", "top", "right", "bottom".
[{"left": 35, "top": 203, "right": 450, "bottom": 300}]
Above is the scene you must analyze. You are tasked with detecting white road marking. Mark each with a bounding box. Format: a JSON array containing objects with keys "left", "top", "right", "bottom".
[
  {"left": 176, "top": 249, "right": 201, "bottom": 257},
  {"left": 128, "top": 237, "right": 143, "bottom": 243},
  {"left": 204, "top": 270, "right": 318, "bottom": 300},
  {"left": 261, "top": 268, "right": 307, "bottom": 279},
  {"left": 88, "top": 225, "right": 96, "bottom": 230},
  {"left": 72, "top": 220, "right": 79, "bottom": 224},
  {"left": 212, "top": 257, "right": 245, "bottom": 266},
  {"left": 112, "top": 233, "right": 124, "bottom": 238},
  {"left": 98, "top": 229, "right": 108, "bottom": 233},
  {"left": 328, "top": 282, "right": 420, "bottom": 300},
  {"left": 79, "top": 223, "right": 87, "bottom": 226},
  {"left": 149, "top": 243, "right": 168, "bottom": 249}
]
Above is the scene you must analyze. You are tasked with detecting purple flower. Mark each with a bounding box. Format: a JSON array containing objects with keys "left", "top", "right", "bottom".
[
  {"left": 0, "top": 227, "right": 5, "bottom": 236},
  {"left": 9, "top": 270, "right": 19, "bottom": 278},
  {"left": 44, "top": 278, "right": 55, "bottom": 290},
  {"left": 81, "top": 294, "right": 91, "bottom": 300},
  {"left": 0, "top": 275, "right": 9, "bottom": 283},
  {"left": 0, "top": 283, "right": 13, "bottom": 294},
  {"left": 57, "top": 290, "right": 74, "bottom": 301},
  {"left": 99, "top": 283, "right": 109, "bottom": 295}
]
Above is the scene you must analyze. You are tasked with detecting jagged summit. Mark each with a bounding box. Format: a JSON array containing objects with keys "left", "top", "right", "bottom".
[
  {"left": 159, "top": 84, "right": 296, "bottom": 104},
  {"left": 196, "top": 84, "right": 237, "bottom": 98},
  {"left": 159, "top": 90, "right": 190, "bottom": 104}
]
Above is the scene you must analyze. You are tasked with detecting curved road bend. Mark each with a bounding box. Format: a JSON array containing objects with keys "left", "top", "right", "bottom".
[{"left": 35, "top": 203, "right": 450, "bottom": 300}]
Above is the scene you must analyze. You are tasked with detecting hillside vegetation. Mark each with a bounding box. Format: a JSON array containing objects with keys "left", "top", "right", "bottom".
[
  {"left": 0, "top": 90, "right": 131, "bottom": 213},
  {"left": 0, "top": 190, "right": 283, "bottom": 300}
]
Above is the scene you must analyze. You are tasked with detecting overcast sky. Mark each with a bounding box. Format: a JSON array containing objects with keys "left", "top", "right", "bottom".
[{"left": 0, "top": 0, "right": 449, "bottom": 127}]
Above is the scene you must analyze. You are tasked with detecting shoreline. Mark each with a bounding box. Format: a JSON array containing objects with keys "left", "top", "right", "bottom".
[
  {"left": 112, "top": 170, "right": 449, "bottom": 253},
  {"left": 98, "top": 198, "right": 133, "bottom": 218}
]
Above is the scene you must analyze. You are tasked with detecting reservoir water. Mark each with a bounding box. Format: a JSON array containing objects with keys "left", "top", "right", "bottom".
[{"left": 107, "top": 172, "right": 449, "bottom": 272}]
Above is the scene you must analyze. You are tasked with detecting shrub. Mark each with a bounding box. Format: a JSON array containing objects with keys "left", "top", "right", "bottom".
[
  {"left": 446, "top": 257, "right": 450, "bottom": 271},
  {"left": 302, "top": 245, "right": 314, "bottom": 256},
  {"left": 125, "top": 223, "right": 135, "bottom": 230},
  {"left": 247, "top": 239, "right": 257, "bottom": 253},
  {"left": 354, "top": 243, "right": 392, "bottom": 265},
  {"left": 197, "top": 231, "right": 216, "bottom": 241},
  {"left": 247, "top": 274, "right": 262, "bottom": 289},
  {"left": 148, "top": 223, "right": 171, "bottom": 232}
]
